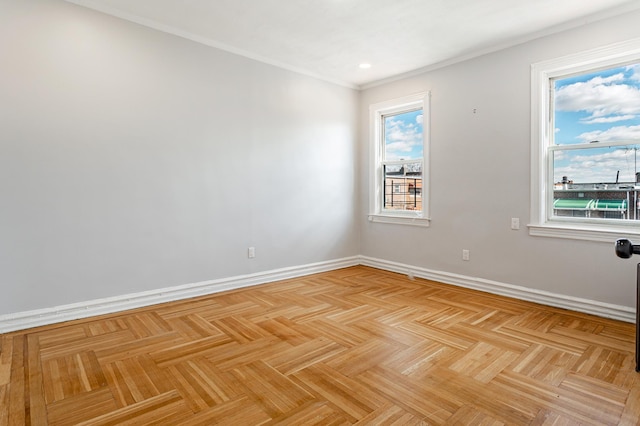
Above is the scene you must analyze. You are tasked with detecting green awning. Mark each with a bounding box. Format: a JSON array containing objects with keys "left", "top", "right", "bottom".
[
  {"left": 553, "top": 199, "right": 594, "bottom": 210},
  {"left": 553, "top": 199, "right": 627, "bottom": 211},
  {"left": 592, "top": 199, "right": 627, "bottom": 210}
]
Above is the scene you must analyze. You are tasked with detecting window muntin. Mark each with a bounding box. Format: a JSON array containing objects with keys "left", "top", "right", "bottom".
[
  {"left": 369, "top": 93, "right": 429, "bottom": 225},
  {"left": 549, "top": 62, "right": 640, "bottom": 224}
]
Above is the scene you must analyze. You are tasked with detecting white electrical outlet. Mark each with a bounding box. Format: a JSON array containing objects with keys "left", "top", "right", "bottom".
[
  {"left": 511, "top": 217, "right": 520, "bottom": 230},
  {"left": 248, "top": 247, "right": 255, "bottom": 258},
  {"left": 462, "top": 249, "right": 470, "bottom": 261}
]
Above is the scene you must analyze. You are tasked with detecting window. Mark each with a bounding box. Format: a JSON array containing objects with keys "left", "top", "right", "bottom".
[
  {"left": 369, "top": 93, "right": 430, "bottom": 226},
  {"left": 531, "top": 39, "right": 640, "bottom": 241}
]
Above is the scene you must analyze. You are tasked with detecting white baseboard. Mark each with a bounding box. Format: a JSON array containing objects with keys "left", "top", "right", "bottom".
[
  {"left": 359, "top": 256, "right": 635, "bottom": 323},
  {"left": 1, "top": 255, "right": 634, "bottom": 333},
  {"left": 0, "top": 256, "right": 360, "bottom": 334}
]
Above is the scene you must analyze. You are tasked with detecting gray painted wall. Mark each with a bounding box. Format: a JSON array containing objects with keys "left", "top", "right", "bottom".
[
  {"left": 359, "top": 10, "right": 640, "bottom": 308},
  {"left": 0, "top": 0, "right": 359, "bottom": 315}
]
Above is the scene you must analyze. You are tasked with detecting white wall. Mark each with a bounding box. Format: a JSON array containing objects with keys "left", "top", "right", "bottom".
[
  {"left": 359, "top": 11, "right": 640, "bottom": 309},
  {"left": 0, "top": 0, "right": 359, "bottom": 316}
]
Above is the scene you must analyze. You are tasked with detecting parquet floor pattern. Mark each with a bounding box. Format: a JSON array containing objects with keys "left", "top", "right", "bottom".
[{"left": 2, "top": 266, "right": 640, "bottom": 425}]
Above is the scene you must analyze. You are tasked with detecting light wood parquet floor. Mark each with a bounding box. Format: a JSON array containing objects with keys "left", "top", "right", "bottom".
[{"left": 1, "top": 266, "right": 640, "bottom": 425}]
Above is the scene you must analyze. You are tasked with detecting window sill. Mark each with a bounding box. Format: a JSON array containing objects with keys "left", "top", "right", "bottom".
[
  {"left": 368, "top": 214, "right": 430, "bottom": 227},
  {"left": 528, "top": 222, "right": 640, "bottom": 243}
]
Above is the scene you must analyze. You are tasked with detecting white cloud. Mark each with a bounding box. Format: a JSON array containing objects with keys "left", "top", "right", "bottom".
[
  {"left": 577, "top": 125, "right": 640, "bottom": 143},
  {"left": 628, "top": 64, "right": 640, "bottom": 82},
  {"left": 581, "top": 115, "right": 637, "bottom": 124},
  {"left": 386, "top": 141, "right": 415, "bottom": 153},
  {"left": 555, "top": 146, "right": 640, "bottom": 183},
  {"left": 555, "top": 73, "right": 640, "bottom": 123}
]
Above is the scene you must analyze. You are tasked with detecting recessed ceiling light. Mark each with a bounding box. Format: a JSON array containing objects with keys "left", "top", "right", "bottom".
[{"left": 359, "top": 63, "right": 371, "bottom": 69}]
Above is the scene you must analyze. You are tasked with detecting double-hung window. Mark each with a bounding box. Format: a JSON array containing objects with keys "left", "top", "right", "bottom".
[
  {"left": 531, "top": 40, "right": 640, "bottom": 241},
  {"left": 369, "top": 92, "right": 430, "bottom": 226}
]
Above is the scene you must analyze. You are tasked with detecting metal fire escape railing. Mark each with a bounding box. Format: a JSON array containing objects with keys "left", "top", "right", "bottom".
[{"left": 384, "top": 178, "right": 422, "bottom": 210}]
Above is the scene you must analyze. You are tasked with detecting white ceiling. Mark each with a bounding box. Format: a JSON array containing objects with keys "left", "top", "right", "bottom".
[{"left": 65, "top": 0, "right": 640, "bottom": 88}]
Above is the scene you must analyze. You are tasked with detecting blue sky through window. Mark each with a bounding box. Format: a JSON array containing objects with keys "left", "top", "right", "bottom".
[
  {"left": 384, "top": 109, "right": 423, "bottom": 161},
  {"left": 553, "top": 63, "right": 640, "bottom": 183}
]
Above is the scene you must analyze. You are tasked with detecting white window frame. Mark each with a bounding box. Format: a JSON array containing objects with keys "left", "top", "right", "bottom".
[
  {"left": 530, "top": 38, "right": 640, "bottom": 242},
  {"left": 368, "top": 92, "right": 430, "bottom": 226}
]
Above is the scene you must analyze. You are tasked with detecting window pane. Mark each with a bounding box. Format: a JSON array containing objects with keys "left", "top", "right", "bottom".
[
  {"left": 383, "top": 163, "right": 422, "bottom": 211},
  {"left": 552, "top": 145, "right": 640, "bottom": 220},
  {"left": 553, "top": 145, "right": 640, "bottom": 183},
  {"left": 383, "top": 109, "right": 423, "bottom": 160},
  {"left": 553, "top": 63, "right": 640, "bottom": 146}
]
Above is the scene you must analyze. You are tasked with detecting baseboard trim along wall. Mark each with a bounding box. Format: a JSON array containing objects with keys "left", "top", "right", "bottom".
[
  {"left": 359, "top": 256, "right": 635, "bottom": 324},
  {"left": 0, "top": 257, "right": 360, "bottom": 334},
  {"left": 0, "top": 255, "right": 634, "bottom": 333}
]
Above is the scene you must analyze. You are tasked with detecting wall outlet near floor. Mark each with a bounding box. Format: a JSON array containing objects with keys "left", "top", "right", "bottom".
[
  {"left": 462, "top": 249, "right": 470, "bottom": 261},
  {"left": 511, "top": 217, "right": 520, "bottom": 230},
  {"left": 248, "top": 247, "right": 256, "bottom": 258}
]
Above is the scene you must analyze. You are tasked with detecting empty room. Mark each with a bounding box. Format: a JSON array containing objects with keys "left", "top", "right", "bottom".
[{"left": 3, "top": 0, "right": 640, "bottom": 424}]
